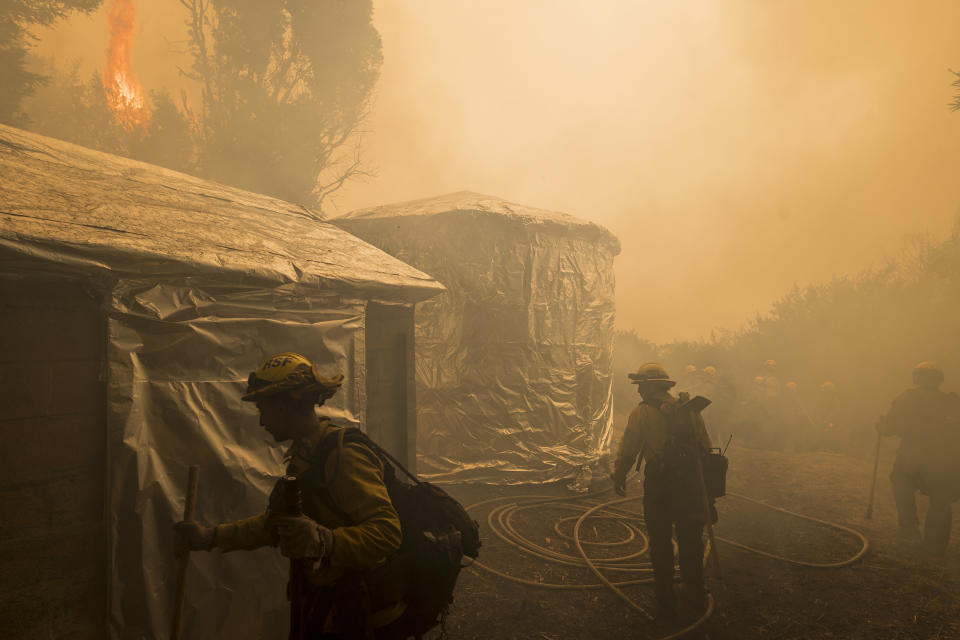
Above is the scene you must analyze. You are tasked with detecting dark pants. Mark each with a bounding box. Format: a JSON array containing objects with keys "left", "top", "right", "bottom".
[
  {"left": 643, "top": 469, "right": 706, "bottom": 609},
  {"left": 891, "top": 466, "right": 954, "bottom": 555},
  {"left": 296, "top": 576, "right": 377, "bottom": 640}
]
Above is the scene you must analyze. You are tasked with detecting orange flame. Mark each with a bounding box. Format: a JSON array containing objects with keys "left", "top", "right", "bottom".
[{"left": 102, "top": 0, "right": 149, "bottom": 131}]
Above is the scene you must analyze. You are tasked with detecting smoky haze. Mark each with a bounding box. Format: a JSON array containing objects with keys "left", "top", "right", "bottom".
[{"left": 30, "top": 1, "right": 960, "bottom": 341}]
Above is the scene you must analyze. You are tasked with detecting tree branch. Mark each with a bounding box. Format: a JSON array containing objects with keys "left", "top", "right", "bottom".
[
  {"left": 951, "top": 69, "right": 960, "bottom": 112},
  {"left": 313, "top": 140, "right": 374, "bottom": 207}
]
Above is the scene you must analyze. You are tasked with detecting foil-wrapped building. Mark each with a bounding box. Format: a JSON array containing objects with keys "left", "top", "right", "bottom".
[
  {"left": 336, "top": 192, "right": 621, "bottom": 484},
  {"left": 0, "top": 125, "right": 442, "bottom": 639}
]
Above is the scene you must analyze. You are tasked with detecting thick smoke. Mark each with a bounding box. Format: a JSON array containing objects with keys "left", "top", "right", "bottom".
[{"left": 27, "top": 1, "right": 960, "bottom": 341}]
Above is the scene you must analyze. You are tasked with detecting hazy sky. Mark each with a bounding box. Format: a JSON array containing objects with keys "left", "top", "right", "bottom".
[{"left": 32, "top": 1, "right": 960, "bottom": 341}]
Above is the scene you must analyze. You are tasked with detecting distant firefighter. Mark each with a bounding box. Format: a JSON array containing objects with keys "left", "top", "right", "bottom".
[
  {"left": 699, "top": 365, "right": 732, "bottom": 443},
  {"left": 681, "top": 364, "right": 701, "bottom": 393},
  {"left": 611, "top": 363, "right": 713, "bottom": 620},
  {"left": 744, "top": 360, "right": 783, "bottom": 449},
  {"left": 876, "top": 362, "right": 960, "bottom": 555},
  {"left": 761, "top": 359, "right": 779, "bottom": 400}
]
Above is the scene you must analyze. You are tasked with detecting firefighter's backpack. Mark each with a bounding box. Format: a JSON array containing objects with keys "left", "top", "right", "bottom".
[{"left": 317, "top": 427, "right": 480, "bottom": 637}]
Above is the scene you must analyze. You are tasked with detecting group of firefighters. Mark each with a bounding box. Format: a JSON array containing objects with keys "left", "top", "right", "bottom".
[
  {"left": 173, "top": 353, "right": 959, "bottom": 637},
  {"left": 676, "top": 360, "right": 853, "bottom": 452},
  {"left": 611, "top": 359, "right": 960, "bottom": 621}
]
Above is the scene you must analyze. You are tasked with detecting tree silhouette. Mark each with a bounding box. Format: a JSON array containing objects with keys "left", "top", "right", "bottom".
[
  {"left": 951, "top": 69, "right": 960, "bottom": 112},
  {"left": 180, "top": 0, "right": 382, "bottom": 207},
  {"left": 15, "top": 0, "right": 380, "bottom": 210},
  {"left": 0, "top": 0, "right": 102, "bottom": 124}
]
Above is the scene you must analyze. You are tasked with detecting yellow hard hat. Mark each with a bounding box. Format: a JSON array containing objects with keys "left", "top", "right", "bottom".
[
  {"left": 820, "top": 381, "right": 836, "bottom": 392},
  {"left": 684, "top": 364, "right": 697, "bottom": 374},
  {"left": 703, "top": 366, "right": 717, "bottom": 376},
  {"left": 628, "top": 362, "right": 675, "bottom": 387},
  {"left": 913, "top": 361, "right": 942, "bottom": 375},
  {"left": 785, "top": 381, "right": 798, "bottom": 392},
  {"left": 912, "top": 362, "right": 944, "bottom": 386},
  {"left": 764, "top": 359, "right": 777, "bottom": 370},
  {"left": 242, "top": 352, "right": 344, "bottom": 402}
]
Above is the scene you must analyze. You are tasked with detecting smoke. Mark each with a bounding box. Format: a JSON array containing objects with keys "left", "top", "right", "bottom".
[
  {"left": 25, "top": 0, "right": 960, "bottom": 341},
  {"left": 335, "top": 1, "right": 960, "bottom": 341}
]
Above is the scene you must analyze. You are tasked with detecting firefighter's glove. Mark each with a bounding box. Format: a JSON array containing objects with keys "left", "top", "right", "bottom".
[
  {"left": 611, "top": 473, "right": 626, "bottom": 497},
  {"left": 173, "top": 521, "right": 215, "bottom": 555},
  {"left": 275, "top": 515, "right": 333, "bottom": 559}
]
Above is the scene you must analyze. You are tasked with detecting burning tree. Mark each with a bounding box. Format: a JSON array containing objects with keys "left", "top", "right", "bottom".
[
  {"left": 102, "top": 0, "right": 149, "bottom": 132},
  {"left": 180, "top": 0, "right": 382, "bottom": 208},
  {"left": 16, "top": 0, "right": 380, "bottom": 211}
]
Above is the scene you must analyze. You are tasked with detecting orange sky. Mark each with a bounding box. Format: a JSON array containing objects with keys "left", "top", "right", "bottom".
[{"left": 31, "top": 1, "right": 960, "bottom": 341}]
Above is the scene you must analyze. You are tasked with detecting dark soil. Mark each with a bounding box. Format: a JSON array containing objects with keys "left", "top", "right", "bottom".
[{"left": 432, "top": 444, "right": 960, "bottom": 640}]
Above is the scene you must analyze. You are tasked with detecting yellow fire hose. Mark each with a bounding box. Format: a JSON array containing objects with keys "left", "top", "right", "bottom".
[{"left": 466, "top": 475, "right": 869, "bottom": 640}]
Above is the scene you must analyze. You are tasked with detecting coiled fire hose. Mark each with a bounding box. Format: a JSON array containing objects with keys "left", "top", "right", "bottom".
[{"left": 465, "top": 475, "right": 869, "bottom": 640}]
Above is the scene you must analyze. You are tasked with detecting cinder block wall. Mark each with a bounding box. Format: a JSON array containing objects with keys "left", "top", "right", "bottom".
[{"left": 0, "top": 279, "right": 107, "bottom": 639}]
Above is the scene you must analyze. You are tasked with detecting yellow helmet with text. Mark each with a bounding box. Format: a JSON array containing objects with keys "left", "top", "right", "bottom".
[{"left": 242, "top": 352, "right": 343, "bottom": 403}]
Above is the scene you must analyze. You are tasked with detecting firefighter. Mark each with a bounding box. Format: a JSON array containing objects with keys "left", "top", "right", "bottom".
[
  {"left": 611, "top": 363, "right": 712, "bottom": 619},
  {"left": 762, "top": 359, "right": 779, "bottom": 401},
  {"left": 753, "top": 360, "right": 781, "bottom": 449},
  {"left": 173, "top": 352, "right": 407, "bottom": 638},
  {"left": 876, "top": 362, "right": 960, "bottom": 556}
]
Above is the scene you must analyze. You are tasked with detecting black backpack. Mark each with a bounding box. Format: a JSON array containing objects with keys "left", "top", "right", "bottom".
[
  {"left": 318, "top": 427, "right": 480, "bottom": 637},
  {"left": 672, "top": 393, "right": 728, "bottom": 500}
]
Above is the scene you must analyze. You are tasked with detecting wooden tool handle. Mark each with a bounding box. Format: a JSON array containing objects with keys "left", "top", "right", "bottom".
[
  {"left": 694, "top": 452, "right": 722, "bottom": 581},
  {"left": 171, "top": 466, "right": 200, "bottom": 640},
  {"left": 866, "top": 433, "right": 881, "bottom": 520}
]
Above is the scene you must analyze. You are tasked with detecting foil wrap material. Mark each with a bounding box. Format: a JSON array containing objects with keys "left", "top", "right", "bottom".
[
  {"left": 0, "top": 124, "right": 442, "bottom": 639},
  {"left": 337, "top": 192, "right": 622, "bottom": 484},
  {"left": 107, "top": 282, "right": 366, "bottom": 640}
]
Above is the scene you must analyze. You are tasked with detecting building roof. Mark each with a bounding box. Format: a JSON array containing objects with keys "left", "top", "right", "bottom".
[
  {"left": 0, "top": 125, "right": 443, "bottom": 301},
  {"left": 338, "top": 191, "right": 620, "bottom": 251}
]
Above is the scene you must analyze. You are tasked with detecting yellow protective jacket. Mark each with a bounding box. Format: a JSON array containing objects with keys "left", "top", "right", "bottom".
[
  {"left": 878, "top": 386, "right": 960, "bottom": 479},
  {"left": 213, "top": 418, "right": 402, "bottom": 571},
  {"left": 613, "top": 390, "right": 712, "bottom": 484}
]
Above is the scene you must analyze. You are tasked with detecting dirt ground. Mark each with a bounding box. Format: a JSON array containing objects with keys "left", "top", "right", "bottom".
[{"left": 432, "top": 443, "right": 960, "bottom": 640}]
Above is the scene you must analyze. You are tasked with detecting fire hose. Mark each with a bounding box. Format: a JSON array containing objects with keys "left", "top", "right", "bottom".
[{"left": 465, "top": 475, "right": 869, "bottom": 640}]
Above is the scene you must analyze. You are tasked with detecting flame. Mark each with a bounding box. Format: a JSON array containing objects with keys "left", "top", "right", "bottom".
[{"left": 102, "top": 0, "right": 149, "bottom": 131}]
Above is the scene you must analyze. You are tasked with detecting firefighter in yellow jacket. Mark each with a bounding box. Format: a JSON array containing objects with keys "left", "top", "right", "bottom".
[
  {"left": 877, "top": 362, "right": 960, "bottom": 556},
  {"left": 612, "top": 363, "right": 712, "bottom": 620},
  {"left": 174, "top": 353, "right": 406, "bottom": 638}
]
